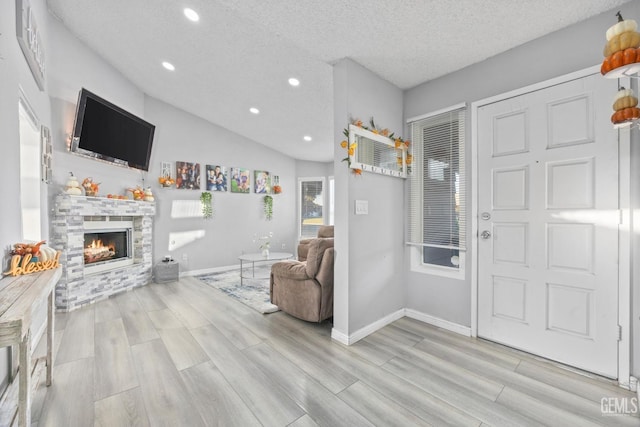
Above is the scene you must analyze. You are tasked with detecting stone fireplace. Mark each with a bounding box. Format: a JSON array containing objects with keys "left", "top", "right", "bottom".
[{"left": 51, "top": 194, "right": 155, "bottom": 311}]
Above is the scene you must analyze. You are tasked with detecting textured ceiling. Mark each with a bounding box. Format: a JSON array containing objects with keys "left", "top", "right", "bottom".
[{"left": 46, "top": 0, "right": 632, "bottom": 162}]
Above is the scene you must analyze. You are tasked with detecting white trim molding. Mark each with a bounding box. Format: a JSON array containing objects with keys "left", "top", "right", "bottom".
[
  {"left": 331, "top": 309, "right": 471, "bottom": 345},
  {"left": 405, "top": 309, "right": 471, "bottom": 337},
  {"left": 331, "top": 309, "right": 405, "bottom": 345},
  {"left": 181, "top": 263, "right": 240, "bottom": 277}
]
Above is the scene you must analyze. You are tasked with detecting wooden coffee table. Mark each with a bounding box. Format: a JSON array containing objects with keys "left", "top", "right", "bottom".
[{"left": 238, "top": 252, "right": 293, "bottom": 285}]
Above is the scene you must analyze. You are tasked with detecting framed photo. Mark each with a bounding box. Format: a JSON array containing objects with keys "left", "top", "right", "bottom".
[
  {"left": 206, "top": 165, "right": 228, "bottom": 191},
  {"left": 176, "top": 161, "right": 201, "bottom": 189},
  {"left": 254, "top": 170, "right": 271, "bottom": 194},
  {"left": 230, "top": 167, "right": 251, "bottom": 193}
]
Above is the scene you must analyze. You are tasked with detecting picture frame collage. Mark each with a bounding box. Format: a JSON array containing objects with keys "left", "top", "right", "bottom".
[{"left": 162, "top": 161, "right": 278, "bottom": 194}]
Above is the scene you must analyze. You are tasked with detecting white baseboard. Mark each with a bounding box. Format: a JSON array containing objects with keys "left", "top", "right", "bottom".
[
  {"left": 330, "top": 328, "right": 350, "bottom": 345},
  {"left": 331, "top": 309, "right": 405, "bottom": 345},
  {"left": 331, "top": 309, "right": 471, "bottom": 345},
  {"left": 405, "top": 309, "right": 471, "bottom": 337},
  {"left": 181, "top": 263, "right": 240, "bottom": 277}
]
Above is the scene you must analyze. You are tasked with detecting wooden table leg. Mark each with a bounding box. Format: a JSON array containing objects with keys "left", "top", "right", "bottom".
[
  {"left": 46, "top": 290, "right": 54, "bottom": 386},
  {"left": 18, "top": 329, "right": 31, "bottom": 427},
  {"left": 10, "top": 344, "right": 18, "bottom": 382}
]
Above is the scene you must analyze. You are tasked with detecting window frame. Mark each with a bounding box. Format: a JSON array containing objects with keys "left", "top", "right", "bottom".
[
  {"left": 328, "top": 175, "right": 335, "bottom": 226},
  {"left": 407, "top": 103, "right": 466, "bottom": 279},
  {"left": 298, "top": 177, "right": 326, "bottom": 240},
  {"left": 18, "top": 90, "right": 43, "bottom": 242}
]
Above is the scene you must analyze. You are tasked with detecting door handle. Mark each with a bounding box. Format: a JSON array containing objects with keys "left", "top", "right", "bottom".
[{"left": 481, "top": 230, "right": 491, "bottom": 240}]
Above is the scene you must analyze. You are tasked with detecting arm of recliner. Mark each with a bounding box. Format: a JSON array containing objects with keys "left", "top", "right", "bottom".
[
  {"left": 315, "top": 247, "right": 334, "bottom": 290},
  {"left": 271, "top": 260, "right": 311, "bottom": 280},
  {"left": 297, "top": 239, "right": 313, "bottom": 261}
]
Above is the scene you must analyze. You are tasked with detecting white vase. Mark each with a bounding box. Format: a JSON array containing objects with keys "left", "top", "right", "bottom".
[{"left": 261, "top": 248, "right": 270, "bottom": 257}]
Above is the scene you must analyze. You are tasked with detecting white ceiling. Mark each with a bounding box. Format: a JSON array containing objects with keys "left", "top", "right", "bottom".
[{"left": 46, "top": 0, "right": 632, "bottom": 162}]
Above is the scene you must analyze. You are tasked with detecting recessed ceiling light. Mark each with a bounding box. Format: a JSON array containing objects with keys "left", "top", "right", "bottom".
[
  {"left": 249, "top": 107, "right": 260, "bottom": 114},
  {"left": 303, "top": 135, "right": 312, "bottom": 142},
  {"left": 184, "top": 8, "right": 200, "bottom": 22},
  {"left": 162, "top": 61, "right": 175, "bottom": 71},
  {"left": 288, "top": 77, "right": 300, "bottom": 87}
]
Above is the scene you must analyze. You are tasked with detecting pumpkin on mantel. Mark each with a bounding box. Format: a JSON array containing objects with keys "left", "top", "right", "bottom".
[
  {"left": 601, "top": 12, "right": 640, "bottom": 75},
  {"left": 611, "top": 87, "right": 640, "bottom": 125}
]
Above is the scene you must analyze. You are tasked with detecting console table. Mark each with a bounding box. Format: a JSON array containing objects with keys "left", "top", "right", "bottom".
[
  {"left": 0, "top": 268, "right": 61, "bottom": 426},
  {"left": 238, "top": 252, "right": 293, "bottom": 285}
]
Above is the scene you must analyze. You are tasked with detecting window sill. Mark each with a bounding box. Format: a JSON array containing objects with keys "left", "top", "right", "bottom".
[{"left": 408, "top": 246, "right": 465, "bottom": 280}]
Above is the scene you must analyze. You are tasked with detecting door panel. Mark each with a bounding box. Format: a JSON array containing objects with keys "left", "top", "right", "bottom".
[{"left": 477, "top": 73, "right": 619, "bottom": 378}]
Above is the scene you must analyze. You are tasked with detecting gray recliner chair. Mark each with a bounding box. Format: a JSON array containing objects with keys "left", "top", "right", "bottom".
[{"left": 270, "top": 236, "right": 334, "bottom": 322}]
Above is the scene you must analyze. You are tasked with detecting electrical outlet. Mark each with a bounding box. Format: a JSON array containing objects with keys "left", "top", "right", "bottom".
[
  {"left": 182, "top": 253, "right": 188, "bottom": 262},
  {"left": 281, "top": 243, "right": 286, "bottom": 249}
]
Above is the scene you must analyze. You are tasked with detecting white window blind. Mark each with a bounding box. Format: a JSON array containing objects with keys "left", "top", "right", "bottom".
[
  {"left": 408, "top": 105, "right": 466, "bottom": 267},
  {"left": 299, "top": 178, "right": 325, "bottom": 238}
]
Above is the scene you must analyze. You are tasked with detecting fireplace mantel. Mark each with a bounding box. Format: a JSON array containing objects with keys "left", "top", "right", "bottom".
[{"left": 51, "top": 195, "right": 155, "bottom": 311}]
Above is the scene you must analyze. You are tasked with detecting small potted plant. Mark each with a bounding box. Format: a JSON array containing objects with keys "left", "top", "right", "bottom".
[
  {"left": 200, "top": 191, "right": 213, "bottom": 219},
  {"left": 263, "top": 195, "right": 273, "bottom": 220}
]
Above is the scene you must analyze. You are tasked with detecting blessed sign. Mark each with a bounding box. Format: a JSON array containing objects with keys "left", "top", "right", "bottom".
[{"left": 3, "top": 252, "right": 60, "bottom": 277}]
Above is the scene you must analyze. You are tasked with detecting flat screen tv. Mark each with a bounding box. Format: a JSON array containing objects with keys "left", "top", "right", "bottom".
[{"left": 71, "top": 88, "right": 155, "bottom": 171}]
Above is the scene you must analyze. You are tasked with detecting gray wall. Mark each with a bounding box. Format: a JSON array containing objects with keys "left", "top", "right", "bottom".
[
  {"left": 145, "top": 97, "right": 297, "bottom": 271},
  {"left": 333, "top": 59, "right": 406, "bottom": 335},
  {"left": 0, "top": 0, "right": 53, "bottom": 394},
  {"left": 47, "top": 12, "right": 147, "bottom": 203},
  {"left": 404, "top": 3, "right": 640, "bottom": 376},
  {"left": 296, "top": 160, "right": 333, "bottom": 178},
  {"left": 0, "top": 0, "right": 299, "bottom": 394},
  {"left": 46, "top": 8, "right": 298, "bottom": 273}
]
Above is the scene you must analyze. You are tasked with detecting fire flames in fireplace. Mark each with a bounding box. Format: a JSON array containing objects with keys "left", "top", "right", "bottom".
[{"left": 84, "top": 238, "right": 116, "bottom": 264}]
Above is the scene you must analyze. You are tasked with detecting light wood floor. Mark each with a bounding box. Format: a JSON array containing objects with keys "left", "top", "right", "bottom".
[{"left": 29, "top": 276, "right": 638, "bottom": 426}]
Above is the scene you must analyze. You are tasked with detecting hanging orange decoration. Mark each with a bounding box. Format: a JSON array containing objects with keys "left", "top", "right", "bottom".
[
  {"left": 611, "top": 87, "right": 640, "bottom": 127},
  {"left": 601, "top": 12, "right": 640, "bottom": 78}
]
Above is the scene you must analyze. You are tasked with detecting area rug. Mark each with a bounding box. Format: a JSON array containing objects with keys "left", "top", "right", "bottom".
[{"left": 195, "top": 266, "right": 279, "bottom": 314}]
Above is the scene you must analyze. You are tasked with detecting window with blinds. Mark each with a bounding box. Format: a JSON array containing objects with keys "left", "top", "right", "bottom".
[
  {"left": 299, "top": 178, "right": 325, "bottom": 238},
  {"left": 408, "top": 104, "right": 466, "bottom": 270}
]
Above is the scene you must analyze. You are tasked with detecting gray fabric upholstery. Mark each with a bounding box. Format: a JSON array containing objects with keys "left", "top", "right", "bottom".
[
  {"left": 270, "top": 238, "right": 334, "bottom": 322},
  {"left": 297, "top": 225, "right": 334, "bottom": 261},
  {"left": 317, "top": 225, "right": 334, "bottom": 238}
]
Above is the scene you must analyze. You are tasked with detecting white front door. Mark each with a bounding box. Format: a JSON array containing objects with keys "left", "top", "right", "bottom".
[{"left": 477, "top": 73, "right": 620, "bottom": 378}]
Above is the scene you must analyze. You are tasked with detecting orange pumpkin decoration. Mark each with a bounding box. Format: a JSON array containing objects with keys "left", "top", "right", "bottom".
[
  {"left": 611, "top": 110, "right": 623, "bottom": 123},
  {"left": 601, "top": 56, "right": 613, "bottom": 75},
  {"left": 623, "top": 47, "right": 637, "bottom": 65},
  {"left": 611, "top": 107, "right": 640, "bottom": 124},
  {"left": 612, "top": 51, "right": 625, "bottom": 68}
]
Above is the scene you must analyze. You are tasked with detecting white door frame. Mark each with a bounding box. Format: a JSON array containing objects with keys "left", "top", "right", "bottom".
[{"left": 470, "top": 65, "right": 632, "bottom": 387}]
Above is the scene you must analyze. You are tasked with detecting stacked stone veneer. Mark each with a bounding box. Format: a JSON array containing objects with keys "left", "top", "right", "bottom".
[{"left": 51, "top": 194, "right": 155, "bottom": 311}]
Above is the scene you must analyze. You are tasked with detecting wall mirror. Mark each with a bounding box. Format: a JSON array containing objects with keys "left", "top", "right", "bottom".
[{"left": 348, "top": 124, "right": 407, "bottom": 178}]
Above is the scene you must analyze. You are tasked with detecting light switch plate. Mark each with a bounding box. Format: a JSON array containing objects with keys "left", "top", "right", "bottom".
[{"left": 355, "top": 200, "right": 368, "bottom": 215}]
